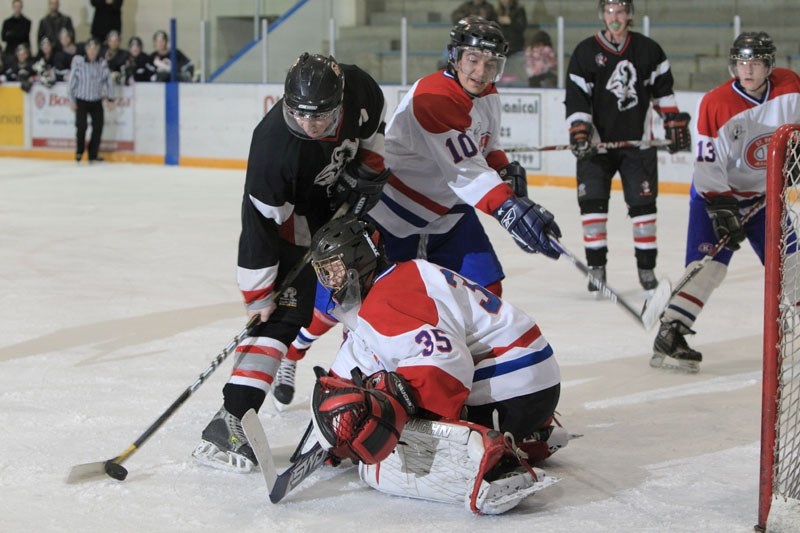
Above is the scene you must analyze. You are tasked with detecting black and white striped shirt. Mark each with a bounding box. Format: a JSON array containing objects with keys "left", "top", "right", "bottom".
[{"left": 68, "top": 55, "right": 113, "bottom": 103}]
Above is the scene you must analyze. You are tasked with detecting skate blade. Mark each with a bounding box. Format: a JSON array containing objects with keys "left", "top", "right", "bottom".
[
  {"left": 192, "top": 441, "right": 256, "bottom": 473},
  {"left": 650, "top": 352, "right": 700, "bottom": 374},
  {"left": 271, "top": 393, "right": 290, "bottom": 412}
]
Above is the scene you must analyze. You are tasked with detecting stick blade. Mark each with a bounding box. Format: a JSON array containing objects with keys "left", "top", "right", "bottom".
[
  {"left": 641, "top": 278, "right": 672, "bottom": 330},
  {"left": 65, "top": 461, "right": 109, "bottom": 484},
  {"left": 241, "top": 409, "right": 278, "bottom": 491}
]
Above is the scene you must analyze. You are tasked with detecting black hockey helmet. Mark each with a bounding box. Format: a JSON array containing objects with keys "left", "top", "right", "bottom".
[
  {"left": 447, "top": 16, "right": 509, "bottom": 86},
  {"left": 597, "top": 0, "right": 634, "bottom": 21},
  {"left": 729, "top": 32, "right": 776, "bottom": 77},
  {"left": 310, "top": 214, "right": 387, "bottom": 307},
  {"left": 284, "top": 53, "right": 344, "bottom": 116}
]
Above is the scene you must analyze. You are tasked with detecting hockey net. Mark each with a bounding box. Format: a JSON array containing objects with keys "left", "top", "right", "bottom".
[{"left": 759, "top": 124, "right": 800, "bottom": 532}]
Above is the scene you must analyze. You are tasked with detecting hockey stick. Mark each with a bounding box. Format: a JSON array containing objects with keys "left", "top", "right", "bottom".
[
  {"left": 548, "top": 237, "right": 671, "bottom": 330},
  {"left": 668, "top": 198, "right": 766, "bottom": 300},
  {"left": 504, "top": 138, "right": 673, "bottom": 153},
  {"left": 65, "top": 203, "right": 353, "bottom": 484},
  {"left": 242, "top": 409, "right": 330, "bottom": 503}
]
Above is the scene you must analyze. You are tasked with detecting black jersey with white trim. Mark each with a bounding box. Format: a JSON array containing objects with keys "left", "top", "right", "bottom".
[
  {"left": 237, "top": 63, "right": 386, "bottom": 307},
  {"left": 565, "top": 30, "right": 678, "bottom": 143}
]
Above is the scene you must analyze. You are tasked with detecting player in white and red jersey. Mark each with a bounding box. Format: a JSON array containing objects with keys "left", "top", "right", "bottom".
[
  {"left": 272, "top": 16, "right": 563, "bottom": 408},
  {"left": 652, "top": 32, "right": 800, "bottom": 372},
  {"left": 565, "top": 0, "right": 692, "bottom": 295}
]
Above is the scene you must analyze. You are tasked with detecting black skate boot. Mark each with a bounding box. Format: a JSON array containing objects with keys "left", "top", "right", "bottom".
[
  {"left": 587, "top": 266, "right": 606, "bottom": 298},
  {"left": 651, "top": 320, "right": 703, "bottom": 373},
  {"left": 272, "top": 357, "right": 297, "bottom": 409},
  {"left": 192, "top": 406, "right": 258, "bottom": 472},
  {"left": 638, "top": 268, "right": 658, "bottom": 291}
]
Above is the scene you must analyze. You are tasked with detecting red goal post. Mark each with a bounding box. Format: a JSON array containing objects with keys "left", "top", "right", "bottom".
[{"left": 759, "top": 123, "right": 800, "bottom": 532}]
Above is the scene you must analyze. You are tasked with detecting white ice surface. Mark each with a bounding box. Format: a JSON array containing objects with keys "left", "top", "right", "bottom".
[{"left": 0, "top": 158, "right": 772, "bottom": 532}]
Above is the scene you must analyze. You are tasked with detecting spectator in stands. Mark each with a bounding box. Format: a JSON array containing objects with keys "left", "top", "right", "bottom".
[
  {"left": 32, "top": 35, "right": 56, "bottom": 85},
  {"left": 451, "top": 0, "right": 497, "bottom": 24},
  {"left": 68, "top": 38, "right": 114, "bottom": 164},
  {"left": 90, "top": 0, "right": 123, "bottom": 43},
  {"left": 4, "top": 42, "right": 34, "bottom": 91},
  {"left": 37, "top": 0, "right": 74, "bottom": 53},
  {"left": 496, "top": 0, "right": 526, "bottom": 55},
  {"left": 122, "top": 35, "right": 153, "bottom": 83},
  {"left": 150, "top": 29, "right": 193, "bottom": 82},
  {"left": 53, "top": 26, "right": 78, "bottom": 80},
  {"left": 525, "top": 30, "right": 557, "bottom": 87},
  {"left": 2, "top": 1, "right": 32, "bottom": 65},
  {"left": 102, "top": 30, "right": 128, "bottom": 83}
]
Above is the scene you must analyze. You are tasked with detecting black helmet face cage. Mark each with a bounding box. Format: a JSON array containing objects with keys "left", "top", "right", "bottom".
[
  {"left": 729, "top": 32, "right": 775, "bottom": 78},
  {"left": 598, "top": 0, "right": 634, "bottom": 21}
]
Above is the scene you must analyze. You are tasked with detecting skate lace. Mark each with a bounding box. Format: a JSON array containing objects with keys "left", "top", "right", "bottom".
[
  {"left": 276, "top": 359, "right": 296, "bottom": 387},
  {"left": 223, "top": 411, "right": 249, "bottom": 448}
]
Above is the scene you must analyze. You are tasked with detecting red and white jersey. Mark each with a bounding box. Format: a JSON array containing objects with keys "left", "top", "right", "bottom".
[
  {"left": 368, "top": 70, "right": 514, "bottom": 238},
  {"left": 329, "top": 260, "right": 560, "bottom": 420},
  {"left": 694, "top": 68, "right": 800, "bottom": 199}
]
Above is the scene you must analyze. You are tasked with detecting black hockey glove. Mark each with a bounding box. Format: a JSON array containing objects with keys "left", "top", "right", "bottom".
[
  {"left": 498, "top": 160, "right": 528, "bottom": 197},
  {"left": 663, "top": 112, "right": 692, "bottom": 153},
  {"left": 569, "top": 120, "right": 597, "bottom": 160},
  {"left": 706, "top": 196, "right": 746, "bottom": 251},
  {"left": 493, "top": 196, "right": 562, "bottom": 259},
  {"left": 332, "top": 162, "right": 391, "bottom": 216}
]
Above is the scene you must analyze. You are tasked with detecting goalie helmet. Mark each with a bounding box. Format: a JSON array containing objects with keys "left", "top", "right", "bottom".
[
  {"left": 310, "top": 214, "right": 387, "bottom": 308},
  {"left": 283, "top": 53, "right": 345, "bottom": 138},
  {"left": 728, "top": 32, "right": 776, "bottom": 77},
  {"left": 597, "top": 0, "right": 634, "bottom": 21}
]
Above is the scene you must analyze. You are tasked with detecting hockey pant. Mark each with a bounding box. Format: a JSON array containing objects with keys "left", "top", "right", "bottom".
[{"left": 359, "top": 418, "right": 563, "bottom": 515}]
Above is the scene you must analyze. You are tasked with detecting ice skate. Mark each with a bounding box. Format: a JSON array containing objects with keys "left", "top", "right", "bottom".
[
  {"left": 272, "top": 357, "right": 297, "bottom": 410},
  {"left": 651, "top": 320, "right": 702, "bottom": 373},
  {"left": 587, "top": 266, "right": 606, "bottom": 299},
  {"left": 638, "top": 268, "right": 658, "bottom": 292},
  {"left": 193, "top": 406, "right": 258, "bottom": 473}
]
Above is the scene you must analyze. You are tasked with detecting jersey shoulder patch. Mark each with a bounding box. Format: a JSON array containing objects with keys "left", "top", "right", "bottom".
[{"left": 360, "top": 262, "right": 439, "bottom": 337}]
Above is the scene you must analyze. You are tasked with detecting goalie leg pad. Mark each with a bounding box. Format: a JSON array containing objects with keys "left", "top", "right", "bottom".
[{"left": 358, "top": 418, "right": 559, "bottom": 514}]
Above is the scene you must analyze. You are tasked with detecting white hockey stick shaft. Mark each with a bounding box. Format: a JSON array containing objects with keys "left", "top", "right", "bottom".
[{"left": 505, "top": 138, "right": 673, "bottom": 153}]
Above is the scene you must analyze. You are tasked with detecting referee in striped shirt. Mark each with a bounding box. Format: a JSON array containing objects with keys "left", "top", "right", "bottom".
[{"left": 68, "top": 38, "right": 114, "bottom": 163}]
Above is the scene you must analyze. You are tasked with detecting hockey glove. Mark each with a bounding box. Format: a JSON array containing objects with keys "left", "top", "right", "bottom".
[
  {"left": 663, "top": 112, "right": 692, "bottom": 153},
  {"left": 498, "top": 161, "right": 528, "bottom": 197},
  {"left": 569, "top": 121, "right": 597, "bottom": 160},
  {"left": 332, "top": 162, "right": 391, "bottom": 216},
  {"left": 706, "top": 196, "right": 746, "bottom": 250},
  {"left": 364, "top": 370, "right": 418, "bottom": 417},
  {"left": 493, "top": 196, "right": 562, "bottom": 259}
]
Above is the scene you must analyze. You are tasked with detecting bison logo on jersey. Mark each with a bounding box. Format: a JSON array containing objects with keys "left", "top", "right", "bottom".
[
  {"left": 606, "top": 60, "right": 638, "bottom": 112},
  {"left": 314, "top": 138, "right": 359, "bottom": 189},
  {"left": 744, "top": 133, "right": 772, "bottom": 170}
]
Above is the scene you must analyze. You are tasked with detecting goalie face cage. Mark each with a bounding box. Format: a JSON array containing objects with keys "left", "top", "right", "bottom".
[{"left": 759, "top": 124, "right": 800, "bottom": 532}]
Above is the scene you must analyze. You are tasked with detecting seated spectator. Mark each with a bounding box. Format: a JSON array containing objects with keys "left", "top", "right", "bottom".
[
  {"left": 122, "top": 35, "right": 154, "bottom": 83},
  {"left": 150, "top": 29, "right": 193, "bottom": 82},
  {"left": 38, "top": 0, "right": 74, "bottom": 53},
  {"left": 2, "top": 0, "right": 32, "bottom": 65},
  {"left": 451, "top": 0, "right": 497, "bottom": 24},
  {"left": 525, "top": 30, "right": 557, "bottom": 88},
  {"left": 53, "top": 27, "right": 79, "bottom": 80},
  {"left": 4, "top": 42, "right": 34, "bottom": 91},
  {"left": 496, "top": 0, "right": 527, "bottom": 55},
  {"left": 102, "top": 30, "right": 128, "bottom": 83},
  {"left": 32, "top": 35, "right": 57, "bottom": 85}
]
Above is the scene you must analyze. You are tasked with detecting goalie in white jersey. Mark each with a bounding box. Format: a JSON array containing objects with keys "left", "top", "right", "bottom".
[
  {"left": 652, "top": 32, "right": 800, "bottom": 372},
  {"left": 306, "top": 215, "right": 567, "bottom": 513}
]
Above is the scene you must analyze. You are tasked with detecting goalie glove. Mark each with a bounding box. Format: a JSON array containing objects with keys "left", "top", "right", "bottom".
[
  {"left": 331, "top": 162, "right": 391, "bottom": 216},
  {"left": 663, "top": 112, "right": 692, "bottom": 153},
  {"left": 706, "top": 195, "right": 746, "bottom": 251},
  {"left": 498, "top": 161, "right": 528, "bottom": 198},
  {"left": 493, "top": 196, "right": 562, "bottom": 259},
  {"left": 568, "top": 120, "right": 597, "bottom": 160}
]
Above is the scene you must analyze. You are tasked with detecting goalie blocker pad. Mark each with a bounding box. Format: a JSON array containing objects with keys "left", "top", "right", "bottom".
[{"left": 359, "top": 418, "right": 560, "bottom": 515}]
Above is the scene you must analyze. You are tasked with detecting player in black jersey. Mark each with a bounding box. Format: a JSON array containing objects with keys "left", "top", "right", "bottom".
[
  {"left": 565, "top": 0, "right": 691, "bottom": 295},
  {"left": 192, "top": 53, "right": 389, "bottom": 473}
]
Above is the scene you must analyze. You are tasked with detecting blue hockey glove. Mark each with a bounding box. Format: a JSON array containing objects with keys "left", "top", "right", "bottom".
[{"left": 493, "top": 196, "right": 562, "bottom": 259}]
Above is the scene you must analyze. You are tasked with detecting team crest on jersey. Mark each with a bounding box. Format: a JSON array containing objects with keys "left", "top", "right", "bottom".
[
  {"left": 640, "top": 180, "right": 653, "bottom": 197},
  {"left": 606, "top": 60, "right": 638, "bottom": 111},
  {"left": 744, "top": 133, "right": 772, "bottom": 170},
  {"left": 315, "top": 138, "right": 359, "bottom": 188},
  {"left": 595, "top": 53, "right": 607, "bottom": 67},
  {"left": 278, "top": 287, "right": 298, "bottom": 308}
]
